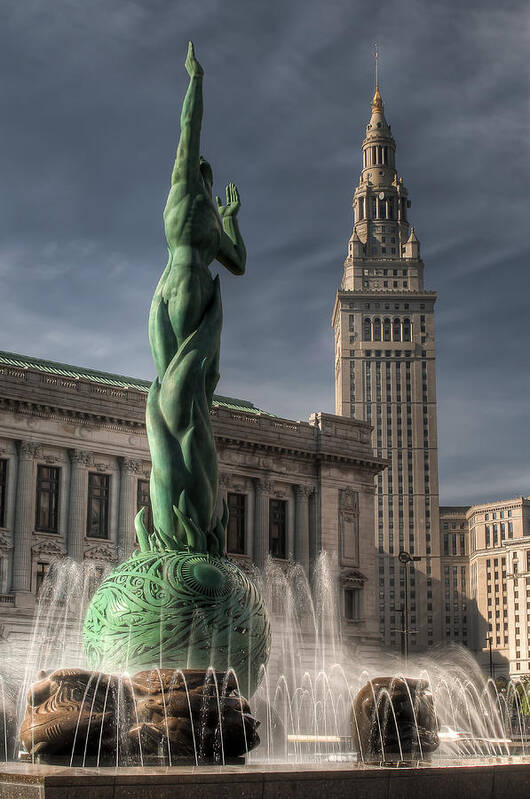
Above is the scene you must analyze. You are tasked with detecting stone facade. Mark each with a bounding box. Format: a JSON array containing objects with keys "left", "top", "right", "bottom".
[
  {"left": 332, "top": 85, "right": 441, "bottom": 650},
  {"left": 439, "top": 507, "right": 470, "bottom": 647},
  {"left": 467, "top": 497, "right": 530, "bottom": 677},
  {"left": 0, "top": 350, "right": 385, "bottom": 655}
]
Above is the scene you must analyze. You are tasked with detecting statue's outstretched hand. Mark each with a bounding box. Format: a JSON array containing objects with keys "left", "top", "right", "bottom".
[
  {"left": 216, "top": 183, "right": 241, "bottom": 219},
  {"left": 185, "top": 41, "right": 204, "bottom": 78}
]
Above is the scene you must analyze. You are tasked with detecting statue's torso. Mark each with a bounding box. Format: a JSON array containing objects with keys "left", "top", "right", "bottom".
[{"left": 164, "top": 182, "right": 222, "bottom": 266}]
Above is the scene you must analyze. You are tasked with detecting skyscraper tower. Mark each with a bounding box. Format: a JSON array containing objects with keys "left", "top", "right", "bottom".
[{"left": 332, "top": 84, "right": 441, "bottom": 650}]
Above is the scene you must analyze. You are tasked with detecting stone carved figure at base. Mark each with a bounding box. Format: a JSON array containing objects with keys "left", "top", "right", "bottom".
[
  {"left": 20, "top": 668, "right": 259, "bottom": 763},
  {"left": 351, "top": 677, "right": 439, "bottom": 761}
]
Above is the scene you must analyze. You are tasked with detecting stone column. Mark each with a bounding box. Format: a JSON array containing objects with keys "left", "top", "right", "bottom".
[
  {"left": 12, "top": 441, "right": 41, "bottom": 594},
  {"left": 253, "top": 478, "right": 272, "bottom": 568},
  {"left": 294, "top": 484, "right": 312, "bottom": 577},
  {"left": 68, "top": 449, "right": 92, "bottom": 563},
  {"left": 119, "top": 458, "right": 140, "bottom": 559},
  {"left": 217, "top": 473, "right": 231, "bottom": 554}
]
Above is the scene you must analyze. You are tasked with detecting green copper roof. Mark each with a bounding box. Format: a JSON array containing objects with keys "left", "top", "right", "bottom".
[{"left": 0, "top": 350, "right": 271, "bottom": 416}]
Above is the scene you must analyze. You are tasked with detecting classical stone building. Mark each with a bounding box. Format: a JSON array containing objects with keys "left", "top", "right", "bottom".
[
  {"left": 332, "top": 85, "right": 441, "bottom": 650},
  {"left": 467, "top": 497, "right": 530, "bottom": 677},
  {"left": 0, "top": 349, "right": 384, "bottom": 656}
]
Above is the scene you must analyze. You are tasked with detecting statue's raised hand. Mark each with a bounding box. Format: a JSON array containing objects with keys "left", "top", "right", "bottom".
[
  {"left": 185, "top": 41, "right": 204, "bottom": 78},
  {"left": 216, "top": 183, "right": 241, "bottom": 219}
]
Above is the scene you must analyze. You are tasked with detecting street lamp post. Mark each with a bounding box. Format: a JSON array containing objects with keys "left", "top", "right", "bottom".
[{"left": 398, "top": 550, "right": 422, "bottom": 664}]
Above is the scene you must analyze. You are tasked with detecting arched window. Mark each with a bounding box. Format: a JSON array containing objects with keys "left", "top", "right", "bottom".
[
  {"left": 383, "top": 318, "right": 391, "bottom": 341},
  {"left": 378, "top": 198, "right": 386, "bottom": 219},
  {"left": 373, "top": 318, "right": 381, "bottom": 341},
  {"left": 403, "top": 318, "right": 411, "bottom": 341},
  {"left": 393, "top": 318, "right": 401, "bottom": 341},
  {"left": 363, "top": 318, "right": 371, "bottom": 341},
  {"left": 359, "top": 197, "right": 365, "bottom": 220}
]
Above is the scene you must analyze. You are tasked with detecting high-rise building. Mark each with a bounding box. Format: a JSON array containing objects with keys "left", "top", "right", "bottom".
[
  {"left": 467, "top": 497, "right": 530, "bottom": 677},
  {"left": 332, "top": 84, "right": 441, "bottom": 650}
]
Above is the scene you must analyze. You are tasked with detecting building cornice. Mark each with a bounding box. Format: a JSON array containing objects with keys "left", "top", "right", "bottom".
[{"left": 0, "top": 377, "right": 385, "bottom": 476}]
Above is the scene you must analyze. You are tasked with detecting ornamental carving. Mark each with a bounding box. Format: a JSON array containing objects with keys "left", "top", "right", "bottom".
[
  {"left": 19, "top": 441, "right": 42, "bottom": 460},
  {"left": 94, "top": 462, "right": 111, "bottom": 473},
  {"left": 218, "top": 472, "right": 232, "bottom": 489},
  {"left": 69, "top": 449, "right": 92, "bottom": 467},
  {"left": 339, "top": 488, "right": 359, "bottom": 566},
  {"left": 43, "top": 454, "right": 63, "bottom": 465},
  {"left": 340, "top": 568, "right": 366, "bottom": 589},
  {"left": 254, "top": 478, "right": 273, "bottom": 495},
  {"left": 294, "top": 484, "right": 314, "bottom": 499},
  {"left": 0, "top": 533, "right": 12, "bottom": 551},
  {"left": 32, "top": 540, "right": 66, "bottom": 558},
  {"left": 121, "top": 458, "right": 140, "bottom": 474},
  {"left": 84, "top": 544, "right": 117, "bottom": 562}
]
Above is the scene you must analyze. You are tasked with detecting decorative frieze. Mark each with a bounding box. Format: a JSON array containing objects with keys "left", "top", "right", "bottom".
[
  {"left": 31, "top": 539, "right": 66, "bottom": 558},
  {"left": 84, "top": 543, "right": 117, "bottom": 562}
]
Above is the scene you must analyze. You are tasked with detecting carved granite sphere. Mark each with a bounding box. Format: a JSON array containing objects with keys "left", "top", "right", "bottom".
[{"left": 82, "top": 551, "right": 271, "bottom": 697}]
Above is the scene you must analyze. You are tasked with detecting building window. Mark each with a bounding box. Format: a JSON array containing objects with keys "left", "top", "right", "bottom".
[
  {"left": 35, "top": 465, "right": 60, "bottom": 533},
  {"left": 136, "top": 479, "right": 154, "bottom": 534},
  {"left": 269, "top": 499, "right": 287, "bottom": 559},
  {"left": 403, "top": 318, "right": 411, "bottom": 341},
  {"left": 363, "top": 318, "right": 371, "bottom": 341},
  {"left": 227, "top": 492, "right": 246, "bottom": 555},
  {"left": 35, "top": 561, "right": 50, "bottom": 596},
  {"left": 383, "top": 318, "right": 391, "bottom": 341},
  {"left": 345, "top": 587, "right": 360, "bottom": 621},
  {"left": 373, "top": 318, "right": 382, "bottom": 341},
  {"left": 0, "top": 460, "right": 7, "bottom": 528},
  {"left": 87, "top": 473, "right": 110, "bottom": 539}
]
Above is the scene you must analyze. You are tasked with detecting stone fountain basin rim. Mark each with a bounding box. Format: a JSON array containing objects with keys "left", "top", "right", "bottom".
[{"left": 2, "top": 757, "right": 530, "bottom": 782}]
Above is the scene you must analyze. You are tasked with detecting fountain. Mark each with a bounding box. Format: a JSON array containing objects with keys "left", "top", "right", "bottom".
[{"left": 0, "top": 41, "right": 530, "bottom": 799}]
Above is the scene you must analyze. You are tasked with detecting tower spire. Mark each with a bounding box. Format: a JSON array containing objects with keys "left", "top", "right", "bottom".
[{"left": 372, "top": 43, "right": 384, "bottom": 113}]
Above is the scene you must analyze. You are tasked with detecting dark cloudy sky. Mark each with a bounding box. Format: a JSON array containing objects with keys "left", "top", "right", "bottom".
[{"left": 0, "top": 0, "right": 528, "bottom": 505}]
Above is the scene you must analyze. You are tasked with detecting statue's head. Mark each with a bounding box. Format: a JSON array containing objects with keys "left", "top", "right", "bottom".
[{"left": 200, "top": 156, "right": 213, "bottom": 193}]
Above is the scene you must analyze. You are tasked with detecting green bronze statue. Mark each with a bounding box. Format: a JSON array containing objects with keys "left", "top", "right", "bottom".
[{"left": 83, "top": 43, "right": 270, "bottom": 697}]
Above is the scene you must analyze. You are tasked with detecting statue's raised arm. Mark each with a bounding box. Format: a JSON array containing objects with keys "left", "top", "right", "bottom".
[{"left": 171, "top": 41, "right": 204, "bottom": 186}]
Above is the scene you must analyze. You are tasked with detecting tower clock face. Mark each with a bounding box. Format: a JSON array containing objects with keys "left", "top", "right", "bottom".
[{"left": 379, "top": 192, "right": 385, "bottom": 200}]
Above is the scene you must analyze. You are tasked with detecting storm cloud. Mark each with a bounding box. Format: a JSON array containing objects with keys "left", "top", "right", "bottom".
[{"left": 0, "top": 0, "right": 528, "bottom": 505}]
